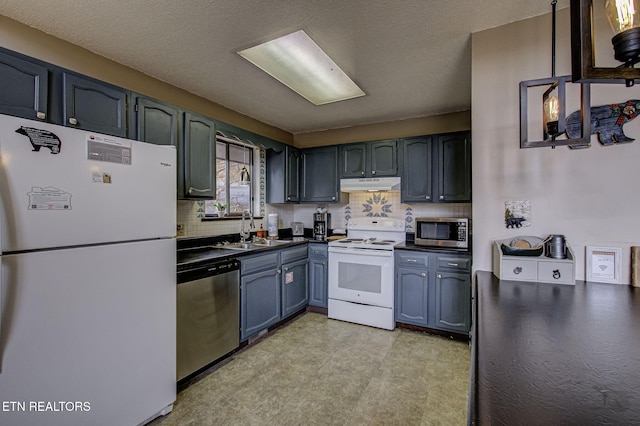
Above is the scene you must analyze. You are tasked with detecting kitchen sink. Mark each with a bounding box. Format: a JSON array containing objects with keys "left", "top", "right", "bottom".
[
  {"left": 222, "top": 242, "right": 256, "bottom": 250},
  {"left": 252, "top": 239, "right": 290, "bottom": 247}
]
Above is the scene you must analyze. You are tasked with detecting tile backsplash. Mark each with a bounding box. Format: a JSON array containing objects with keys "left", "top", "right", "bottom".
[{"left": 178, "top": 192, "right": 471, "bottom": 238}]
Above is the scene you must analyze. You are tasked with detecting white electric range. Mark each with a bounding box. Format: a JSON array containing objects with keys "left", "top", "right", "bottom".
[{"left": 327, "top": 217, "right": 405, "bottom": 330}]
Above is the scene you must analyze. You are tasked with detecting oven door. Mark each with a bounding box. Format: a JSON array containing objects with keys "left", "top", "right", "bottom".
[{"left": 328, "top": 246, "right": 394, "bottom": 308}]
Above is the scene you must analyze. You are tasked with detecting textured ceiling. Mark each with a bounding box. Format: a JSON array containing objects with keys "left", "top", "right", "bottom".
[{"left": 0, "top": 0, "right": 568, "bottom": 134}]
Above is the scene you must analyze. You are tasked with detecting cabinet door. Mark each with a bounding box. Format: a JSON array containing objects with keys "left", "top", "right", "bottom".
[
  {"left": 437, "top": 132, "right": 471, "bottom": 202},
  {"left": 301, "top": 146, "right": 339, "bottom": 202},
  {"left": 308, "top": 255, "right": 328, "bottom": 308},
  {"left": 434, "top": 271, "right": 470, "bottom": 333},
  {"left": 281, "top": 258, "right": 309, "bottom": 318},
  {"left": 0, "top": 51, "right": 48, "bottom": 121},
  {"left": 401, "top": 136, "right": 434, "bottom": 202},
  {"left": 369, "top": 140, "right": 397, "bottom": 177},
  {"left": 63, "top": 73, "right": 128, "bottom": 137},
  {"left": 135, "top": 96, "right": 179, "bottom": 146},
  {"left": 395, "top": 267, "right": 430, "bottom": 327},
  {"left": 286, "top": 147, "right": 301, "bottom": 202},
  {"left": 340, "top": 143, "right": 366, "bottom": 178},
  {"left": 241, "top": 268, "right": 281, "bottom": 341},
  {"left": 183, "top": 112, "right": 216, "bottom": 198}
]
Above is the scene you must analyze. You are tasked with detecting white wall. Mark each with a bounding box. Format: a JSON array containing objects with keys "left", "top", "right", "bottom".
[{"left": 472, "top": 6, "right": 640, "bottom": 282}]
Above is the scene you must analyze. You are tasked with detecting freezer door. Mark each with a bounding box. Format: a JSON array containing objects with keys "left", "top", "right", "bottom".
[
  {"left": 0, "top": 238, "right": 176, "bottom": 426},
  {"left": 0, "top": 114, "right": 176, "bottom": 252}
]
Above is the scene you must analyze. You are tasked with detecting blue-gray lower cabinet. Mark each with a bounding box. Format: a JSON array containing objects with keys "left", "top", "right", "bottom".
[
  {"left": 241, "top": 267, "right": 281, "bottom": 341},
  {"left": 240, "top": 245, "right": 309, "bottom": 341},
  {"left": 395, "top": 250, "right": 471, "bottom": 334},
  {"left": 308, "top": 244, "right": 328, "bottom": 308},
  {"left": 395, "top": 267, "right": 430, "bottom": 326},
  {"left": 434, "top": 271, "right": 471, "bottom": 333},
  {"left": 395, "top": 251, "right": 431, "bottom": 327},
  {"left": 281, "top": 257, "right": 309, "bottom": 317}
]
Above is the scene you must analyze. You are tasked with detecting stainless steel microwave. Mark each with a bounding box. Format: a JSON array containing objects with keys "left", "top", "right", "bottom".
[{"left": 414, "top": 217, "right": 469, "bottom": 250}]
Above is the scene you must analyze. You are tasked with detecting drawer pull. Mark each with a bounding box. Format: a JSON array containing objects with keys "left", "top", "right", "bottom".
[
  {"left": 69, "top": 117, "right": 78, "bottom": 125},
  {"left": 553, "top": 269, "right": 561, "bottom": 279},
  {"left": 407, "top": 259, "right": 417, "bottom": 263},
  {"left": 436, "top": 274, "right": 442, "bottom": 279},
  {"left": 36, "top": 111, "right": 46, "bottom": 120},
  {"left": 447, "top": 262, "right": 459, "bottom": 267},
  {"left": 421, "top": 273, "right": 426, "bottom": 277},
  {"left": 513, "top": 266, "right": 523, "bottom": 274}
]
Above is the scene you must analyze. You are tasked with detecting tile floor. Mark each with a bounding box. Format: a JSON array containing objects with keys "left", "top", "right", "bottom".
[{"left": 152, "top": 312, "right": 470, "bottom": 425}]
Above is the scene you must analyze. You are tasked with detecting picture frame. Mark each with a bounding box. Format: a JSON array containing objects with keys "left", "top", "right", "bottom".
[{"left": 586, "top": 246, "right": 622, "bottom": 284}]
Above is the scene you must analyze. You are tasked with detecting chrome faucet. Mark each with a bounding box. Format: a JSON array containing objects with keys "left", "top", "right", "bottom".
[{"left": 240, "top": 209, "right": 255, "bottom": 242}]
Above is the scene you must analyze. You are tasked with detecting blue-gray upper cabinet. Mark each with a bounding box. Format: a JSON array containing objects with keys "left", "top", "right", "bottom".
[
  {"left": 0, "top": 50, "right": 49, "bottom": 121},
  {"left": 340, "top": 140, "right": 397, "bottom": 178},
  {"left": 133, "top": 95, "right": 180, "bottom": 146},
  {"left": 400, "top": 132, "right": 471, "bottom": 203},
  {"left": 63, "top": 73, "right": 128, "bottom": 137},
  {"left": 267, "top": 145, "right": 300, "bottom": 203},
  {"left": 308, "top": 244, "right": 328, "bottom": 308},
  {"left": 400, "top": 136, "right": 434, "bottom": 202},
  {"left": 437, "top": 132, "right": 471, "bottom": 202},
  {"left": 301, "top": 146, "right": 341, "bottom": 203},
  {"left": 183, "top": 111, "right": 216, "bottom": 199}
]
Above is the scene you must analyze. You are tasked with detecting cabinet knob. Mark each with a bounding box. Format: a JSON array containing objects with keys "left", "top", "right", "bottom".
[
  {"left": 436, "top": 274, "right": 442, "bottom": 279},
  {"left": 425, "top": 195, "right": 431, "bottom": 200},
  {"left": 69, "top": 117, "right": 78, "bottom": 125},
  {"left": 287, "top": 197, "right": 291, "bottom": 201},
  {"left": 331, "top": 196, "right": 336, "bottom": 201},
  {"left": 277, "top": 269, "right": 282, "bottom": 274},
  {"left": 284, "top": 267, "right": 289, "bottom": 272},
  {"left": 421, "top": 272, "right": 426, "bottom": 277},
  {"left": 321, "top": 262, "right": 326, "bottom": 266},
  {"left": 439, "top": 195, "right": 444, "bottom": 200},
  {"left": 372, "top": 170, "right": 376, "bottom": 175},
  {"left": 513, "top": 267, "right": 523, "bottom": 274},
  {"left": 36, "top": 111, "right": 46, "bottom": 120}
]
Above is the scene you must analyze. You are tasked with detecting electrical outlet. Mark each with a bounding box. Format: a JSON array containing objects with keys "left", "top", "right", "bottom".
[{"left": 177, "top": 224, "right": 185, "bottom": 237}]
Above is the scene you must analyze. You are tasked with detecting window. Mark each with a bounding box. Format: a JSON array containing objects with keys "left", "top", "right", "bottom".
[{"left": 214, "top": 140, "right": 253, "bottom": 215}]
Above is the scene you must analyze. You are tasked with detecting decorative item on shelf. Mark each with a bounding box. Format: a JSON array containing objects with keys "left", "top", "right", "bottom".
[
  {"left": 520, "top": 1, "right": 591, "bottom": 149},
  {"left": 571, "top": 0, "right": 640, "bottom": 86},
  {"left": 499, "top": 236, "right": 545, "bottom": 257},
  {"left": 215, "top": 202, "right": 227, "bottom": 217}
]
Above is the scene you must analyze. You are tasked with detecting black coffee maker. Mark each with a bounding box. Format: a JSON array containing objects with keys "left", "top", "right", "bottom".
[{"left": 313, "top": 212, "right": 331, "bottom": 241}]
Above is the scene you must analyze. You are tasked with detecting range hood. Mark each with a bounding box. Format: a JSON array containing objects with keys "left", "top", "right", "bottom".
[{"left": 340, "top": 176, "right": 401, "bottom": 192}]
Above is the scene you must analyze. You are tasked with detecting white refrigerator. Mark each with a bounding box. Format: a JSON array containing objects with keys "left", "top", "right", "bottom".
[{"left": 0, "top": 114, "right": 177, "bottom": 426}]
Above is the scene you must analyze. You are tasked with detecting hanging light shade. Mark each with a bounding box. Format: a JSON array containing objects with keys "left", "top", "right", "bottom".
[
  {"left": 240, "top": 166, "right": 251, "bottom": 186},
  {"left": 605, "top": 0, "right": 640, "bottom": 65}
]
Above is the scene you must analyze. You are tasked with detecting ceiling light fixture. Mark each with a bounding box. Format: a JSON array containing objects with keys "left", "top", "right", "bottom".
[
  {"left": 520, "top": 0, "right": 591, "bottom": 149},
  {"left": 237, "top": 30, "right": 366, "bottom": 105},
  {"left": 571, "top": 0, "right": 640, "bottom": 86}
]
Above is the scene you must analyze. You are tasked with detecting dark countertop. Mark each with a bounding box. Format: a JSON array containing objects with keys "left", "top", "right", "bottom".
[
  {"left": 177, "top": 237, "right": 308, "bottom": 271},
  {"left": 471, "top": 271, "right": 640, "bottom": 425}
]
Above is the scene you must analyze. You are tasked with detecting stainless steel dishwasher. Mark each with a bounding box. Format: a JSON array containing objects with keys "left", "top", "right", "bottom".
[{"left": 177, "top": 257, "right": 240, "bottom": 381}]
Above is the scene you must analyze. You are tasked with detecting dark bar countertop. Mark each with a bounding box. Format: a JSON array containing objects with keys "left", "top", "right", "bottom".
[{"left": 471, "top": 271, "right": 640, "bottom": 425}]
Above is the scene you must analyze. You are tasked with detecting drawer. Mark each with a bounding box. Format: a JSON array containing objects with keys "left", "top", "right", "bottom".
[
  {"left": 241, "top": 251, "right": 280, "bottom": 275},
  {"left": 500, "top": 259, "right": 538, "bottom": 281},
  {"left": 280, "top": 245, "right": 308, "bottom": 263},
  {"left": 395, "top": 252, "right": 429, "bottom": 268},
  {"left": 435, "top": 255, "right": 471, "bottom": 272},
  {"left": 538, "top": 262, "right": 574, "bottom": 285},
  {"left": 308, "top": 244, "right": 328, "bottom": 258}
]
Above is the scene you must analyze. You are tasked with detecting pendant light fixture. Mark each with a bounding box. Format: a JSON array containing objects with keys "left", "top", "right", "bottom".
[
  {"left": 520, "top": 1, "right": 591, "bottom": 148},
  {"left": 239, "top": 146, "right": 251, "bottom": 186},
  {"left": 571, "top": 0, "right": 640, "bottom": 86}
]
